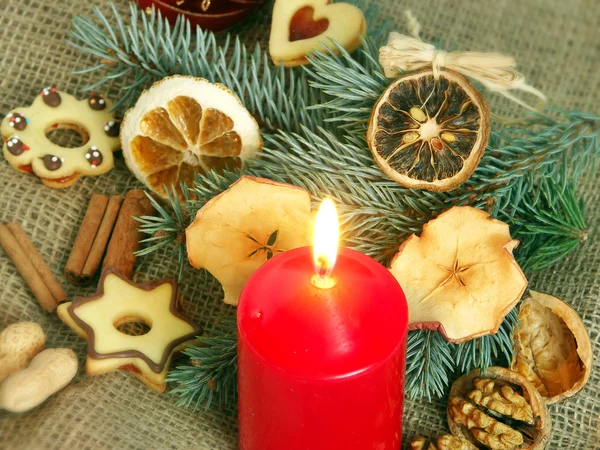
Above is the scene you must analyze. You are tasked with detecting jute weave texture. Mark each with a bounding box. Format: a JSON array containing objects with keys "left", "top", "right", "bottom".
[{"left": 0, "top": 0, "right": 599, "bottom": 448}]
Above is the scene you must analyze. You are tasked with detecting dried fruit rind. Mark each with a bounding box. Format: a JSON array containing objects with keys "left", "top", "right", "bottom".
[
  {"left": 367, "top": 69, "right": 490, "bottom": 192},
  {"left": 186, "top": 176, "right": 313, "bottom": 305},
  {"left": 121, "top": 75, "right": 262, "bottom": 198},
  {"left": 511, "top": 290, "right": 592, "bottom": 404},
  {"left": 448, "top": 367, "right": 551, "bottom": 450},
  {"left": 389, "top": 206, "right": 527, "bottom": 343}
]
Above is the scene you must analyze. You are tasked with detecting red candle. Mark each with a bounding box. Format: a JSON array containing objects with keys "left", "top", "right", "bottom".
[{"left": 238, "top": 200, "right": 408, "bottom": 450}]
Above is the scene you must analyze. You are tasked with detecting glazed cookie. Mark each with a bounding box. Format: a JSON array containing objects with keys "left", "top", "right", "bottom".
[
  {"left": 269, "top": 0, "right": 366, "bottom": 67},
  {"left": 1, "top": 88, "right": 121, "bottom": 188},
  {"left": 57, "top": 268, "right": 201, "bottom": 392}
]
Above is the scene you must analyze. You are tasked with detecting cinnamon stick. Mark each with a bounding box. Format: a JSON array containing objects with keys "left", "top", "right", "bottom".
[
  {"left": 65, "top": 194, "right": 108, "bottom": 285},
  {"left": 0, "top": 224, "right": 58, "bottom": 312},
  {"left": 102, "top": 189, "right": 154, "bottom": 278},
  {"left": 81, "top": 195, "right": 123, "bottom": 280},
  {"left": 6, "top": 223, "right": 67, "bottom": 304}
]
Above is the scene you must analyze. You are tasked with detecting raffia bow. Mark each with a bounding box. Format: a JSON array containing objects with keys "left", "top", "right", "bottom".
[{"left": 379, "top": 30, "right": 547, "bottom": 111}]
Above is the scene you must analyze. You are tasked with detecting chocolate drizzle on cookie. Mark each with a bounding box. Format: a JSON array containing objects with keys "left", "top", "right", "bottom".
[
  {"left": 85, "top": 146, "right": 103, "bottom": 168},
  {"left": 88, "top": 92, "right": 107, "bottom": 111},
  {"left": 6, "top": 136, "right": 29, "bottom": 156},
  {"left": 42, "top": 154, "right": 64, "bottom": 171},
  {"left": 41, "top": 87, "right": 62, "bottom": 107},
  {"left": 65, "top": 268, "right": 202, "bottom": 374},
  {"left": 7, "top": 112, "right": 29, "bottom": 131},
  {"left": 103, "top": 120, "right": 120, "bottom": 137}
]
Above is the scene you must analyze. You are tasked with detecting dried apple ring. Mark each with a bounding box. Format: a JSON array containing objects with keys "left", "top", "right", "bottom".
[
  {"left": 186, "top": 176, "right": 313, "bottom": 305},
  {"left": 389, "top": 206, "right": 527, "bottom": 343}
]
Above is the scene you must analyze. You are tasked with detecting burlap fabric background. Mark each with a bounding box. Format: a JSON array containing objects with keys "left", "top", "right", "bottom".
[{"left": 0, "top": 0, "right": 598, "bottom": 448}]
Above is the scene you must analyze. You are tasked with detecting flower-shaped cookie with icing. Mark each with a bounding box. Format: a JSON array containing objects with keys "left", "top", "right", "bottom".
[
  {"left": 269, "top": 0, "right": 366, "bottom": 67},
  {"left": 1, "top": 88, "right": 121, "bottom": 188}
]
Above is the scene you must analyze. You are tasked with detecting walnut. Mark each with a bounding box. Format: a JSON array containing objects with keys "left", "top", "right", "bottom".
[
  {"left": 449, "top": 397, "right": 523, "bottom": 449},
  {"left": 410, "top": 434, "right": 477, "bottom": 450},
  {"left": 410, "top": 437, "right": 435, "bottom": 450},
  {"left": 448, "top": 367, "right": 551, "bottom": 450},
  {"left": 468, "top": 378, "right": 534, "bottom": 424},
  {"left": 511, "top": 291, "right": 592, "bottom": 404}
]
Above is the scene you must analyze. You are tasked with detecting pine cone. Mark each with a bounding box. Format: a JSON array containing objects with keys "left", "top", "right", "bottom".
[
  {"left": 447, "top": 367, "right": 551, "bottom": 450},
  {"left": 410, "top": 434, "right": 478, "bottom": 450}
]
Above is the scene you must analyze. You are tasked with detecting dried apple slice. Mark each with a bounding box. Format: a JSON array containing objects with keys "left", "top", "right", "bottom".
[
  {"left": 511, "top": 290, "right": 592, "bottom": 404},
  {"left": 389, "top": 206, "right": 527, "bottom": 343},
  {"left": 186, "top": 176, "right": 313, "bottom": 305}
]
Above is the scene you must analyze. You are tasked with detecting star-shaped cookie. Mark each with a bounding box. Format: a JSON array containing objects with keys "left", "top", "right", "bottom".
[{"left": 57, "top": 268, "right": 201, "bottom": 392}]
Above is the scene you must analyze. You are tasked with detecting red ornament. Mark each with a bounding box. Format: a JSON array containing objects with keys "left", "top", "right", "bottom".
[{"left": 136, "top": 0, "right": 266, "bottom": 31}]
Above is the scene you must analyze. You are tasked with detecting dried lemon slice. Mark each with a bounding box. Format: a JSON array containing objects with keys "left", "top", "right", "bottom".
[
  {"left": 121, "top": 76, "right": 262, "bottom": 198},
  {"left": 367, "top": 69, "right": 490, "bottom": 192}
]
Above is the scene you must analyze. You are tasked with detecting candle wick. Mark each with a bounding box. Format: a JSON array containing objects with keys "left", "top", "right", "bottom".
[
  {"left": 318, "top": 265, "right": 328, "bottom": 277},
  {"left": 311, "top": 272, "right": 336, "bottom": 290},
  {"left": 313, "top": 255, "right": 336, "bottom": 288},
  {"left": 315, "top": 255, "right": 331, "bottom": 277}
]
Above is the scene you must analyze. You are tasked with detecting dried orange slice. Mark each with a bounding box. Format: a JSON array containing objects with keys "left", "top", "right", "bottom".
[
  {"left": 367, "top": 69, "right": 490, "bottom": 192},
  {"left": 121, "top": 76, "right": 262, "bottom": 198}
]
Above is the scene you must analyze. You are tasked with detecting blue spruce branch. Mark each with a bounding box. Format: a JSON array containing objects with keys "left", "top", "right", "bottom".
[{"left": 70, "top": 2, "right": 599, "bottom": 408}]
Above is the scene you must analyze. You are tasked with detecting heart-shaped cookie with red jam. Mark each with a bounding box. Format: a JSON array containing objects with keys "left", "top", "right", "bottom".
[{"left": 269, "top": 0, "right": 366, "bottom": 67}]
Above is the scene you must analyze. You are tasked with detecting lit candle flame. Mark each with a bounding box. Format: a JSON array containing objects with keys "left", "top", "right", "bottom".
[{"left": 313, "top": 198, "right": 339, "bottom": 287}]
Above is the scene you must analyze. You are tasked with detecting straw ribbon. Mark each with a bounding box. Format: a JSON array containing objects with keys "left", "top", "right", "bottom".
[{"left": 379, "top": 31, "right": 547, "bottom": 111}]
